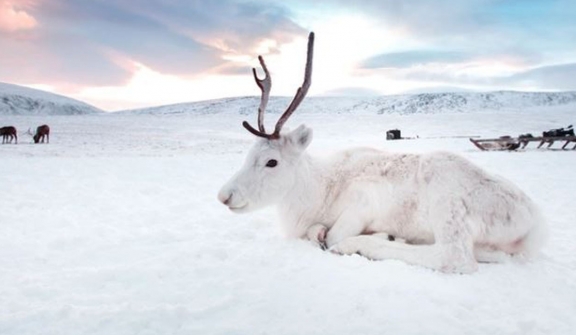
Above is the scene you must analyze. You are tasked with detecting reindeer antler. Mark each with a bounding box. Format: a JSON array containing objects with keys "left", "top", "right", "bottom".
[
  {"left": 253, "top": 55, "right": 271, "bottom": 133},
  {"left": 243, "top": 31, "right": 314, "bottom": 140}
]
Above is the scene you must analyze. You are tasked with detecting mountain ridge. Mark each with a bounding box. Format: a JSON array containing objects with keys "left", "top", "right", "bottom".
[
  {"left": 2, "top": 82, "right": 575, "bottom": 116},
  {"left": 0, "top": 82, "right": 103, "bottom": 115},
  {"left": 117, "top": 90, "right": 576, "bottom": 115}
]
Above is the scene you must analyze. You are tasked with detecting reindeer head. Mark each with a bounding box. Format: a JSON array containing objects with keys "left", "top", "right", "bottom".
[{"left": 218, "top": 32, "right": 314, "bottom": 213}]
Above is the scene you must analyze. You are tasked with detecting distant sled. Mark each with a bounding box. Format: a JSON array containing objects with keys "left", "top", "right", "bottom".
[
  {"left": 471, "top": 125, "right": 576, "bottom": 151},
  {"left": 470, "top": 136, "right": 576, "bottom": 151}
]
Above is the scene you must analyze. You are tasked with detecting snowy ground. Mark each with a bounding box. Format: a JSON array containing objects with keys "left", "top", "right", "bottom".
[{"left": 1, "top": 106, "right": 575, "bottom": 335}]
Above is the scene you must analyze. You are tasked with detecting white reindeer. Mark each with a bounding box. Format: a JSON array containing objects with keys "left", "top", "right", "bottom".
[{"left": 217, "top": 32, "right": 547, "bottom": 273}]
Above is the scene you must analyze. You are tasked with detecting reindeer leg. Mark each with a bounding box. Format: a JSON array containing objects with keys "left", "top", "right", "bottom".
[
  {"left": 331, "top": 235, "right": 478, "bottom": 273},
  {"left": 474, "top": 247, "right": 511, "bottom": 263},
  {"left": 324, "top": 208, "right": 369, "bottom": 248},
  {"left": 306, "top": 223, "right": 329, "bottom": 250},
  {"left": 332, "top": 197, "right": 478, "bottom": 273},
  {"left": 332, "top": 236, "right": 440, "bottom": 266}
]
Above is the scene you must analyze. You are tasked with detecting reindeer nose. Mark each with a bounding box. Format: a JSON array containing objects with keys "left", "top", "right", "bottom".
[{"left": 217, "top": 191, "right": 233, "bottom": 206}]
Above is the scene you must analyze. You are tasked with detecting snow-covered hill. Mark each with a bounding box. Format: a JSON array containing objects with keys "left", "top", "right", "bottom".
[
  {"left": 2, "top": 83, "right": 574, "bottom": 116},
  {"left": 118, "top": 91, "right": 576, "bottom": 115},
  {"left": 356, "top": 91, "right": 576, "bottom": 114},
  {"left": 115, "top": 96, "right": 360, "bottom": 115},
  {"left": 0, "top": 82, "right": 103, "bottom": 115}
]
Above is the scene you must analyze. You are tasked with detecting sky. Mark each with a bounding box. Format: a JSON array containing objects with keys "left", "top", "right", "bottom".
[{"left": 1, "top": 0, "right": 575, "bottom": 111}]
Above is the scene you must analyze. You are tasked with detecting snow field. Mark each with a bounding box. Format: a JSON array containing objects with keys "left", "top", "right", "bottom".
[{"left": 1, "top": 107, "right": 575, "bottom": 335}]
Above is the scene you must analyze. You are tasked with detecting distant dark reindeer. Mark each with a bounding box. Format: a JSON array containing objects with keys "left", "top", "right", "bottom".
[
  {"left": 0, "top": 126, "right": 17, "bottom": 144},
  {"left": 28, "top": 124, "right": 50, "bottom": 143}
]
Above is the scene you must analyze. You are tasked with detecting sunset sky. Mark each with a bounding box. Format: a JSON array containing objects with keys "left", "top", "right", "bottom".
[{"left": 1, "top": 0, "right": 575, "bottom": 111}]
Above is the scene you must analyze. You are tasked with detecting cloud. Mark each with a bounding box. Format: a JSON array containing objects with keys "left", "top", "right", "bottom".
[
  {"left": 41, "top": 0, "right": 305, "bottom": 71},
  {"left": 132, "top": 1, "right": 306, "bottom": 55},
  {"left": 2, "top": 0, "right": 574, "bottom": 108},
  {"left": 0, "top": 35, "right": 134, "bottom": 88},
  {"left": 0, "top": 0, "right": 38, "bottom": 32},
  {"left": 321, "top": 87, "right": 382, "bottom": 96},
  {"left": 307, "top": 0, "right": 495, "bottom": 37},
  {"left": 317, "top": 0, "right": 575, "bottom": 66},
  {"left": 361, "top": 51, "right": 471, "bottom": 69},
  {"left": 214, "top": 64, "right": 254, "bottom": 76},
  {"left": 502, "top": 63, "right": 576, "bottom": 90},
  {"left": 359, "top": 60, "right": 576, "bottom": 93},
  {"left": 320, "top": 0, "right": 575, "bottom": 37},
  {"left": 0, "top": 0, "right": 305, "bottom": 88}
]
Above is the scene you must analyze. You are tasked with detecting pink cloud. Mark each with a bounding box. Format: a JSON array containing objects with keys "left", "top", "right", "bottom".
[{"left": 0, "top": 0, "right": 38, "bottom": 32}]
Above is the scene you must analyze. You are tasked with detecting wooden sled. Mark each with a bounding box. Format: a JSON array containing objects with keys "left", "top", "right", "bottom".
[{"left": 470, "top": 136, "right": 576, "bottom": 151}]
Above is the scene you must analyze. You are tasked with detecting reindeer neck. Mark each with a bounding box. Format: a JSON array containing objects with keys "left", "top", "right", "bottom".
[{"left": 277, "top": 153, "right": 328, "bottom": 237}]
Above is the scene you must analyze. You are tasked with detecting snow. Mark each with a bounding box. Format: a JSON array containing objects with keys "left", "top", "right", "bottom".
[
  {"left": 0, "top": 82, "right": 103, "bottom": 115},
  {"left": 1, "top": 101, "right": 575, "bottom": 335},
  {"left": 118, "top": 91, "right": 576, "bottom": 116}
]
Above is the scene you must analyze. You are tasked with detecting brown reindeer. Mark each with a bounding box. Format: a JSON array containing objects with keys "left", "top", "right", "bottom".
[
  {"left": 0, "top": 126, "right": 17, "bottom": 144},
  {"left": 31, "top": 124, "right": 50, "bottom": 143}
]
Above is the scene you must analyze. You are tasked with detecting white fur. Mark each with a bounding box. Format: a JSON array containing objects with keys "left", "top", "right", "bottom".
[{"left": 218, "top": 125, "right": 547, "bottom": 273}]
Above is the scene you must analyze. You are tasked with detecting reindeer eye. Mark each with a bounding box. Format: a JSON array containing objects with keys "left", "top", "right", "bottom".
[{"left": 265, "top": 159, "right": 278, "bottom": 168}]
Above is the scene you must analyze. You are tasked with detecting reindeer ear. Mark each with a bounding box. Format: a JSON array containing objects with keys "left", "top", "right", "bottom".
[{"left": 285, "top": 124, "right": 313, "bottom": 152}]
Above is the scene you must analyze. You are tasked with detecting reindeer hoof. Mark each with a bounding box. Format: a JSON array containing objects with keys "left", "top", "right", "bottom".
[
  {"left": 317, "top": 228, "right": 328, "bottom": 250},
  {"left": 307, "top": 224, "right": 329, "bottom": 250},
  {"left": 329, "top": 239, "right": 360, "bottom": 255}
]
